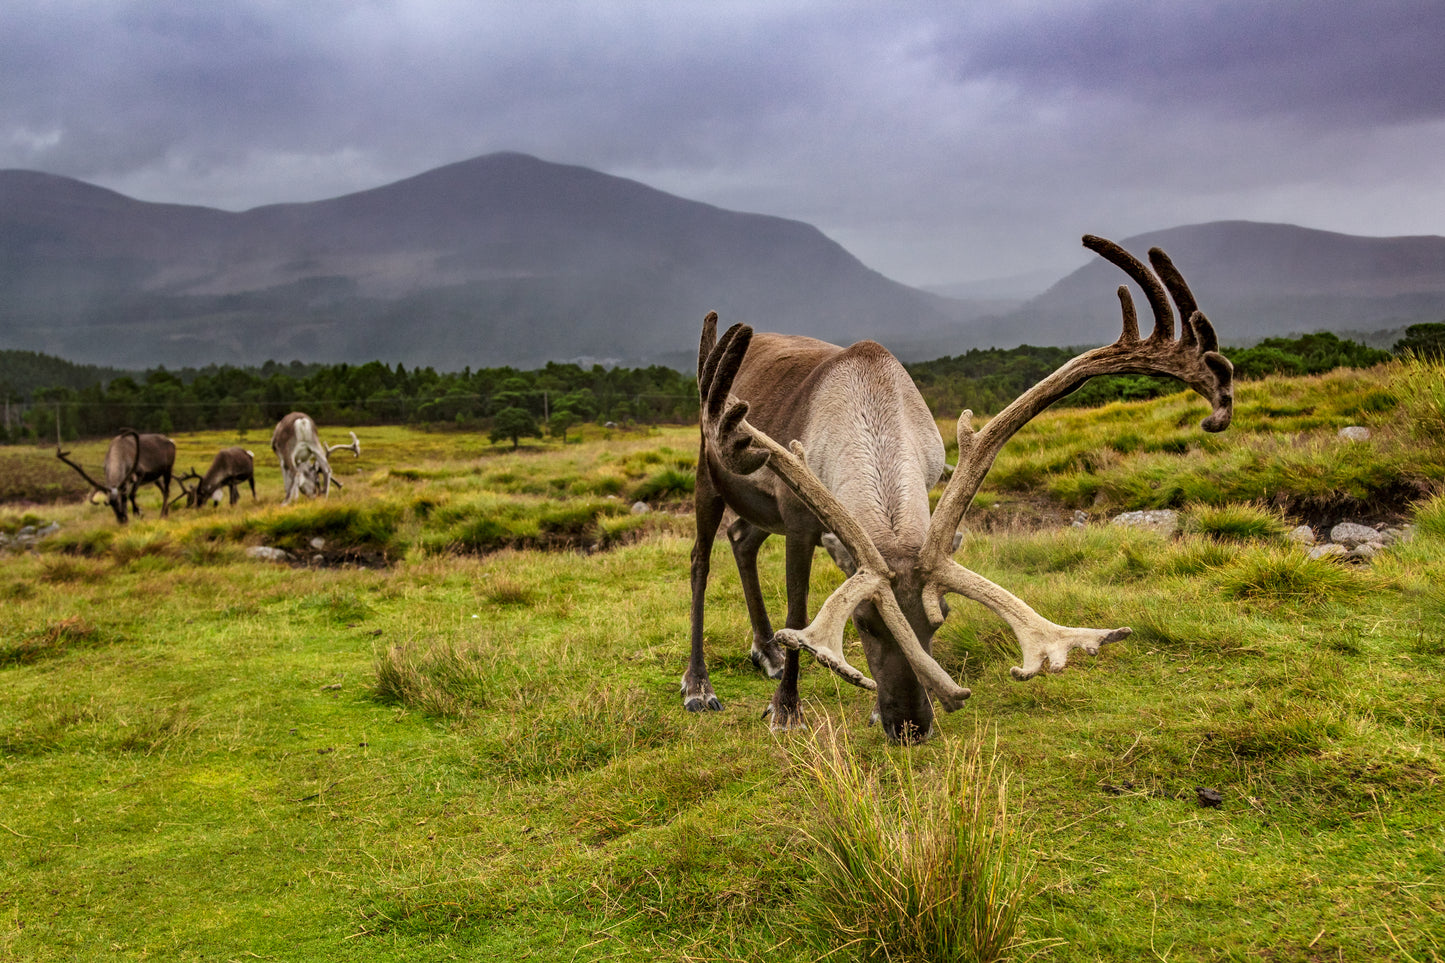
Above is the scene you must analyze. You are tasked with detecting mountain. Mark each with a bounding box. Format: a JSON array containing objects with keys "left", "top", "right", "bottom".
[
  {"left": 0, "top": 153, "right": 963, "bottom": 370},
  {"left": 962, "top": 221, "right": 1445, "bottom": 350},
  {"left": 4, "top": 158, "right": 1444, "bottom": 370}
]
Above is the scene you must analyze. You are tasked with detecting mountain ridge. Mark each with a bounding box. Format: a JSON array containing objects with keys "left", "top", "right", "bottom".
[{"left": 3, "top": 154, "right": 1443, "bottom": 369}]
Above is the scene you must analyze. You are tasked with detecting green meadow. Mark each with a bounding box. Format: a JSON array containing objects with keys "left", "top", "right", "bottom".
[{"left": 2, "top": 359, "right": 1444, "bottom": 961}]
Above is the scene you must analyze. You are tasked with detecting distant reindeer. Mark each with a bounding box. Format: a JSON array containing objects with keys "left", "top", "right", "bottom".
[
  {"left": 56, "top": 429, "right": 178, "bottom": 524},
  {"left": 270, "top": 412, "right": 360, "bottom": 504},
  {"left": 177, "top": 447, "right": 256, "bottom": 507},
  {"left": 687, "top": 236, "right": 1234, "bottom": 742}
]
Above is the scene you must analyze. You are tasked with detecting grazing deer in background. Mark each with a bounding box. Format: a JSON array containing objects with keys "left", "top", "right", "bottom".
[
  {"left": 177, "top": 447, "right": 256, "bottom": 507},
  {"left": 686, "top": 236, "right": 1235, "bottom": 742},
  {"left": 270, "top": 412, "right": 360, "bottom": 504},
  {"left": 56, "top": 429, "right": 178, "bottom": 524}
]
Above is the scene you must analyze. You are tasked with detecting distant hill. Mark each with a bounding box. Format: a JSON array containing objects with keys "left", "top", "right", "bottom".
[
  {"left": 958, "top": 221, "right": 1445, "bottom": 350},
  {"left": 3, "top": 158, "right": 1443, "bottom": 370},
  {"left": 0, "top": 153, "right": 964, "bottom": 370}
]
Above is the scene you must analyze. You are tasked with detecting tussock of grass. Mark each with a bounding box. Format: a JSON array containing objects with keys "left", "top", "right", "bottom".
[
  {"left": 1186, "top": 502, "right": 1290, "bottom": 542},
  {"left": 37, "top": 554, "right": 109, "bottom": 583},
  {"left": 1214, "top": 547, "right": 1374, "bottom": 607},
  {"left": 0, "top": 616, "right": 104, "bottom": 667},
  {"left": 373, "top": 636, "right": 490, "bottom": 718},
  {"left": 795, "top": 724, "right": 1033, "bottom": 963},
  {"left": 479, "top": 686, "right": 686, "bottom": 781}
]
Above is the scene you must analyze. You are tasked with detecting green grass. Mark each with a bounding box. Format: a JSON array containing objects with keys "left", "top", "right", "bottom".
[{"left": 4, "top": 364, "right": 1445, "bottom": 960}]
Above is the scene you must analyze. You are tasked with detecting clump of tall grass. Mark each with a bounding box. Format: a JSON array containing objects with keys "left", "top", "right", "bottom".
[
  {"left": 1214, "top": 547, "right": 1372, "bottom": 607},
  {"left": 0, "top": 616, "right": 104, "bottom": 667},
  {"left": 373, "top": 637, "right": 490, "bottom": 718},
  {"left": 1391, "top": 356, "right": 1445, "bottom": 443},
  {"left": 1413, "top": 492, "right": 1445, "bottom": 540},
  {"left": 1186, "top": 502, "right": 1290, "bottom": 542},
  {"left": 629, "top": 465, "right": 695, "bottom": 503},
  {"left": 795, "top": 724, "right": 1033, "bottom": 963}
]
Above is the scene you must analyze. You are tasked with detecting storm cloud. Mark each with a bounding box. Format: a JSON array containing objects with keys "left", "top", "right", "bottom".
[{"left": 4, "top": 0, "right": 1442, "bottom": 287}]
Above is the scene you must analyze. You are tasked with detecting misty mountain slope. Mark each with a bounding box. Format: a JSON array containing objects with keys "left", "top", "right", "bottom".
[
  {"left": 0, "top": 153, "right": 960, "bottom": 369},
  {"left": 969, "top": 221, "right": 1445, "bottom": 348},
  {"left": 4, "top": 159, "right": 1445, "bottom": 369}
]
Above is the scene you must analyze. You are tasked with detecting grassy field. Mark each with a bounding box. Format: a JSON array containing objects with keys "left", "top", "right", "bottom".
[{"left": 3, "top": 362, "right": 1444, "bottom": 961}]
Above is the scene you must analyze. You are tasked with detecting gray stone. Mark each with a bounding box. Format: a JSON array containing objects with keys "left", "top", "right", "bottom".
[
  {"left": 1308, "top": 544, "right": 1349, "bottom": 561},
  {"left": 245, "top": 546, "right": 293, "bottom": 563},
  {"left": 37, "top": 521, "right": 61, "bottom": 537},
  {"left": 310, "top": 536, "right": 326, "bottom": 550},
  {"left": 1349, "top": 542, "right": 1382, "bottom": 560},
  {"left": 1338, "top": 426, "right": 1371, "bottom": 442},
  {"left": 1328, "top": 522, "right": 1381, "bottom": 548},
  {"left": 1286, "top": 524, "right": 1316, "bottom": 545},
  {"left": 1111, "top": 509, "right": 1180, "bottom": 536},
  {"left": 631, "top": 501, "right": 650, "bottom": 515},
  {"left": 1071, "top": 510, "right": 1089, "bottom": 528}
]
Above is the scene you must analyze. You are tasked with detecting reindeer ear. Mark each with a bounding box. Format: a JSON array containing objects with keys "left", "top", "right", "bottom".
[{"left": 820, "top": 533, "right": 858, "bottom": 576}]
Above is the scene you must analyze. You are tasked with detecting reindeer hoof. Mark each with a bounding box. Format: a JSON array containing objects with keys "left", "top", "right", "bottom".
[
  {"left": 762, "top": 701, "right": 805, "bottom": 732},
  {"left": 681, "top": 675, "right": 723, "bottom": 712}
]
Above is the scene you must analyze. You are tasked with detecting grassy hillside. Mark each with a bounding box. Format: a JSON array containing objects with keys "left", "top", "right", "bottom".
[{"left": 2, "top": 362, "right": 1443, "bottom": 961}]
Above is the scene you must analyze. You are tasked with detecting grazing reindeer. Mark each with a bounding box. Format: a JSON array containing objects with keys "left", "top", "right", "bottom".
[
  {"left": 686, "top": 236, "right": 1234, "bottom": 742},
  {"left": 56, "top": 429, "right": 178, "bottom": 524},
  {"left": 270, "top": 412, "right": 360, "bottom": 504},
  {"left": 178, "top": 447, "right": 256, "bottom": 507}
]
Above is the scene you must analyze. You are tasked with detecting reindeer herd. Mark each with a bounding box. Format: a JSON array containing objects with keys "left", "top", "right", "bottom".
[{"left": 55, "top": 411, "right": 361, "bottom": 524}]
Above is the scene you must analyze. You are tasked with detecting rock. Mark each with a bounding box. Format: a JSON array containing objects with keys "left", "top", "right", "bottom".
[
  {"left": 310, "top": 536, "right": 326, "bottom": 550},
  {"left": 18, "top": 525, "right": 35, "bottom": 537},
  {"left": 1071, "top": 510, "right": 1089, "bottom": 528},
  {"left": 1308, "top": 544, "right": 1349, "bottom": 561},
  {"left": 1196, "top": 787, "right": 1223, "bottom": 808},
  {"left": 245, "top": 546, "right": 293, "bottom": 563},
  {"left": 1286, "top": 524, "right": 1316, "bottom": 545},
  {"left": 1337, "top": 426, "right": 1371, "bottom": 442},
  {"left": 1350, "top": 542, "right": 1382, "bottom": 560},
  {"left": 631, "top": 501, "right": 650, "bottom": 515},
  {"left": 37, "top": 522, "right": 61, "bottom": 537},
  {"left": 1111, "top": 509, "right": 1180, "bottom": 537},
  {"left": 1329, "top": 522, "right": 1381, "bottom": 548}
]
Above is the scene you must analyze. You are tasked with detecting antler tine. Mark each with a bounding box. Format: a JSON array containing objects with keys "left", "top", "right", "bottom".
[
  {"left": 1147, "top": 247, "right": 1199, "bottom": 320},
  {"left": 1083, "top": 235, "right": 1175, "bottom": 341},
  {"left": 1116, "top": 285, "right": 1141, "bottom": 344},
  {"left": 697, "top": 311, "right": 719, "bottom": 388}
]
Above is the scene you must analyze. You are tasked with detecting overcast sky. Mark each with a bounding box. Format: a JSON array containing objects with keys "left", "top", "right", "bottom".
[{"left": 5, "top": 0, "right": 1443, "bottom": 287}]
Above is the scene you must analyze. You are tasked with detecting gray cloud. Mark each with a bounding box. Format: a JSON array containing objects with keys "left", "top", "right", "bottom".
[{"left": 3, "top": 0, "right": 1443, "bottom": 286}]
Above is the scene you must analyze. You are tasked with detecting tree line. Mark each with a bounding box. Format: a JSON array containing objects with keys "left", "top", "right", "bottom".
[{"left": 3, "top": 323, "right": 1441, "bottom": 444}]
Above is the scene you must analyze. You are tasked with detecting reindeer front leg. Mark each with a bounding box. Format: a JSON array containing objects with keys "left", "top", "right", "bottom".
[{"left": 931, "top": 560, "right": 1130, "bottom": 679}]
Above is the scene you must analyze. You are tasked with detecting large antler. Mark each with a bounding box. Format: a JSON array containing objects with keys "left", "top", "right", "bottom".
[
  {"left": 55, "top": 444, "right": 110, "bottom": 493},
  {"left": 701, "top": 323, "right": 972, "bottom": 710},
  {"left": 327, "top": 431, "right": 361, "bottom": 458},
  {"left": 910, "top": 237, "right": 1231, "bottom": 676},
  {"left": 923, "top": 237, "right": 1233, "bottom": 571}
]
